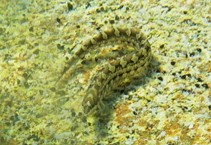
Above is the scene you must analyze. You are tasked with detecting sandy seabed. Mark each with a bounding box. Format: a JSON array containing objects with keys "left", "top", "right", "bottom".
[{"left": 0, "top": 0, "right": 211, "bottom": 144}]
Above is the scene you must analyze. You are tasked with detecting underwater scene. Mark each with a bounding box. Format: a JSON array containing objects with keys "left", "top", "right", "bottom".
[{"left": 0, "top": 0, "right": 211, "bottom": 144}]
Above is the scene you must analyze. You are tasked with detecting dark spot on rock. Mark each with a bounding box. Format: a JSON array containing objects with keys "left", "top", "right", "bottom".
[
  {"left": 56, "top": 18, "right": 61, "bottom": 23},
  {"left": 67, "top": 2, "right": 73, "bottom": 11},
  {"left": 71, "top": 125, "right": 78, "bottom": 131},
  {"left": 190, "top": 52, "right": 195, "bottom": 57},
  {"left": 181, "top": 74, "right": 191, "bottom": 79},
  {"left": 83, "top": 131, "right": 89, "bottom": 136},
  {"left": 202, "top": 83, "right": 208, "bottom": 89},
  {"left": 118, "top": 5, "right": 124, "bottom": 9},
  {"left": 133, "top": 111, "right": 137, "bottom": 115},
  {"left": 68, "top": 48, "right": 72, "bottom": 54},
  {"left": 50, "top": 87, "right": 56, "bottom": 92},
  {"left": 171, "top": 61, "right": 176, "bottom": 66},
  {"left": 27, "top": 135, "right": 39, "bottom": 141},
  {"left": 23, "top": 72, "right": 29, "bottom": 78},
  {"left": 128, "top": 95, "right": 133, "bottom": 100},
  {"left": 187, "top": 74, "right": 191, "bottom": 78},
  {"left": 156, "top": 69, "right": 161, "bottom": 73},
  {"left": 29, "top": 27, "right": 34, "bottom": 32},
  {"left": 96, "top": 27, "right": 101, "bottom": 30},
  {"left": 195, "top": 84, "right": 200, "bottom": 88},
  {"left": 81, "top": 116, "right": 87, "bottom": 123},
  {"left": 196, "top": 48, "right": 202, "bottom": 53},
  {"left": 115, "top": 15, "right": 119, "bottom": 20},
  {"left": 85, "top": 2, "right": 91, "bottom": 9},
  {"left": 109, "top": 19, "right": 115, "bottom": 24},
  {"left": 163, "top": 6, "right": 172, "bottom": 12},
  {"left": 71, "top": 111, "right": 76, "bottom": 117},
  {"left": 96, "top": 8, "right": 101, "bottom": 13},
  {"left": 160, "top": 44, "right": 165, "bottom": 48},
  {"left": 197, "top": 78, "right": 203, "bottom": 82},
  {"left": 181, "top": 75, "right": 186, "bottom": 79},
  {"left": 78, "top": 112, "right": 83, "bottom": 117},
  {"left": 33, "top": 49, "right": 40, "bottom": 54},
  {"left": 65, "top": 56, "right": 69, "bottom": 60},
  {"left": 182, "top": 106, "right": 188, "bottom": 112},
  {"left": 100, "top": 6, "right": 104, "bottom": 11},
  {"left": 57, "top": 44, "right": 64, "bottom": 50},
  {"left": 185, "top": 53, "right": 188, "bottom": 58},
  {"left": 183, "top": 11, "right": 188, "bottom": 14},
  {"left": 158, "top": 76, "right": 163, "bottom": 81}
]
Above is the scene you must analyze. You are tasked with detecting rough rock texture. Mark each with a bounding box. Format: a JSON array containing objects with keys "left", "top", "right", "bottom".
[{"left": 0, "top": 0, "right": 210, "bottom": 144}]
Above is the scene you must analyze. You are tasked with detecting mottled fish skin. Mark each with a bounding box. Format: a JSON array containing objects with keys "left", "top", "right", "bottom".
[{"left": 57, "top": 25, "right": 152, "bottom": 115}]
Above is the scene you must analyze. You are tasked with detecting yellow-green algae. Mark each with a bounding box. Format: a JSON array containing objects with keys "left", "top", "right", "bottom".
[{"left": 0, "top": 0, "right": 211, "bottom": 144}]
